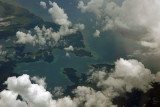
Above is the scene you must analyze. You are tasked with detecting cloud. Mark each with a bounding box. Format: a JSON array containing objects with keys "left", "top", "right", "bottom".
[
  {"left": 64, "top": 45, "right": 74, "bottom": 51},
  {"left": 16, "top": 1, "right": 85, "bottom": 48},
  {"left": 1, "top": 74, "right": 116, "bottom": 107},
  {"left": 78, "top": 0, "right": 104, "bottom": 18},
  {"left": 155, "top": 72, "right": 160, "bottom": 82},
  {"left": 107, "top": 58, "right": 155, "bottom": 92},
  {"left": 79, "top": 58, "right": 160, "bottom": 106},
  {"left": 40, "top": 1, "right": 47, "bottom": 9},
  {"left": 0, "top": 16, "right": 15, "bottom": 22},
  {"left": 31, "top": 76, "right": 46, "bottom": 88},
  {"left": 89, "top": 58, "right": 156, "bottom": 93},
  {"left": 1, "top": 58, "right": 160, "bottom": 107},
  {"left": 3, "top": 74, "right": 76, "bottom": 107},
  {"left": 16, "top": 31, "right": 35, "bottom": 45},
  {"left": 48, "top": 1, "right": 85, "bottom": 38},
  {"left": 0, "top": 45, "right": 6, "bottom": 56},
  {"left": 49, "top": 1, "right": 71, "bottom": 26},
  {"left": 78, "top": 0, "right": 160, "bottom": 54},
  {"left": 0, "top": 90, "right": 28, "bottom": 107},
  {"left": 53, "top": 87, "right": 64, "bottom": 97},
  {"left": 16, "top": 24, "right": 84, "bottom": 47},
  {"left": 16, "top": 26, "right": 51, "bottom": 46},
  {"left": 66, "top": 52, "right": 70, "bottom": 57},
  {"left": 141, "top": 41, "right": 158, "bottom": 49},
  {"left": 73, "top": 86, "right": 117, "bottom": 107},
  {"left": 93, "top": 30, "right": 100, "bottom": 37}
]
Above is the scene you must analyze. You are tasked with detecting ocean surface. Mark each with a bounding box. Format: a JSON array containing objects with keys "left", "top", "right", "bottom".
[{"left": 6, "top": 0, "right": 140, "bottom": 89}]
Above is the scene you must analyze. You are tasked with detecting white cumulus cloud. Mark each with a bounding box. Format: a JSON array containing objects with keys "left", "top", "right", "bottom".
[
  {"left": 3, "top": 74, "right": 76, "bottom": 107},
  {"left": 93, "top": 30, "right": 100, "bottom": 37},
  {"left": 31, "top": 76, "right": 47, "bottom": 88},
  {"left": 40, "top": 1, "right": 47, "bottom": 9},
  {"left": 0, "top": 90, "right": 28, "bottom": 107},
  {"left": 78, "top": 0, "right": 160, "bottom": 54},
  {"left": 1, "top": 58, "right": 160, "bottom": 107},
  {"left": 49, "top": 1, "right": 71, "bottom": 26},
  {"left": 64, "top": 45, "right": 74, "bottom": 51},
  {"left": 16, "top": 1, "right": 85, "bottom": 48}
]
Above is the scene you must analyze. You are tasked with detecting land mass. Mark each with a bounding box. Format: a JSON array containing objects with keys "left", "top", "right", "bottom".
[{"left": 0, "top": 1, "right": 92, "bottom": 92}]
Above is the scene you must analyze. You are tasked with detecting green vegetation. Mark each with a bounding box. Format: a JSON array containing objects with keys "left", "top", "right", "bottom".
[
  {"left": 58, "top": 31, "right": 93, "bottom": 57},
  {"left": 62, "top": 68, "right": 101, "bottom": 98},
  {"left": 0, "top": 60, "right": 19, "bottom": 91},
  {"left": 57, "top": 31, "right": 85, "bottom": 49},
  {"left": 0, "top": 1, "right": 41, "bottom": 39},
  {"left": 113, "top": 83, "right": 160, "bottom": 107},
  {"left": 0, "top": 1, "right": 91, "bottom": 57},
  {"left": 0, "top": 1, "right": 59, "bottom": 39},
  {"left": 72, "top": 49, "right": 93, "bottom": 57},
  {"left": 63, "top": 67, "right": 160, "bottom": 107},
  {"left": 7, "top": 45, "right": 55, "bottom": 63},
  {"left": 89, "top": 63, "right": 115, "bottom": 71},
  {"left": 0, "top": 1, "right": 93, "bottom": 97},
  {"left": 63, "top": 68, "right": 80, "bottom": 83}
]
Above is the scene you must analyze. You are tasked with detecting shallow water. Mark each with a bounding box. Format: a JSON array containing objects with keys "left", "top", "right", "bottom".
[
  {"left": 14, "top": 49, "right": 98, "bottom": 89},
  {"left": 11, "top": 0, "right": 140, "bottom": 89}
]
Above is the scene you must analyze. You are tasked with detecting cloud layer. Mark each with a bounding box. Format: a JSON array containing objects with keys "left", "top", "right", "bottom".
[
  {"left": 1, "top": 58, "right": 160, "bottom": 107},
  {"left": 16, "top": 24, "right": 84, "bottom": 47},
  {"left": 2, "top": 74, "right": 76, "bottom": 107},
  {"left": 93, "top": 30, "right": 100, "bottom": 37},
  {"left": 40, "top": 1, "right": 47, "bottom": 9},
  {"left": 64, "top": 45, "right": 74, "bottom": 51},
  {"left": 16, "top": 1, "right": 85, "bottom": 48},
  {"left": 78, "top": 0, "right": 160, "bottom": 54},
  {"left": 0, "top": 45, "right": 6, "bottom": 56},
  {"left": 48, "top": 1, "right": 71, "bottom": 26}
]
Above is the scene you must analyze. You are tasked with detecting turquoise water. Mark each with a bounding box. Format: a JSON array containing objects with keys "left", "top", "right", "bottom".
[
  {"left": 14, "top": 49, "right": 99, "bottom": 89},
  {"left": 14, "top": 30, "right": 139, "bottom": 89},
  {"left": 11, "top": 0, "right": 141, "bottom": 89}
]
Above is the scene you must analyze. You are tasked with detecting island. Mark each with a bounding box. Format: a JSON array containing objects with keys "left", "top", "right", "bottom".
[{"left": 0, "top": 1, "right": 92, "bottom": 92}]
